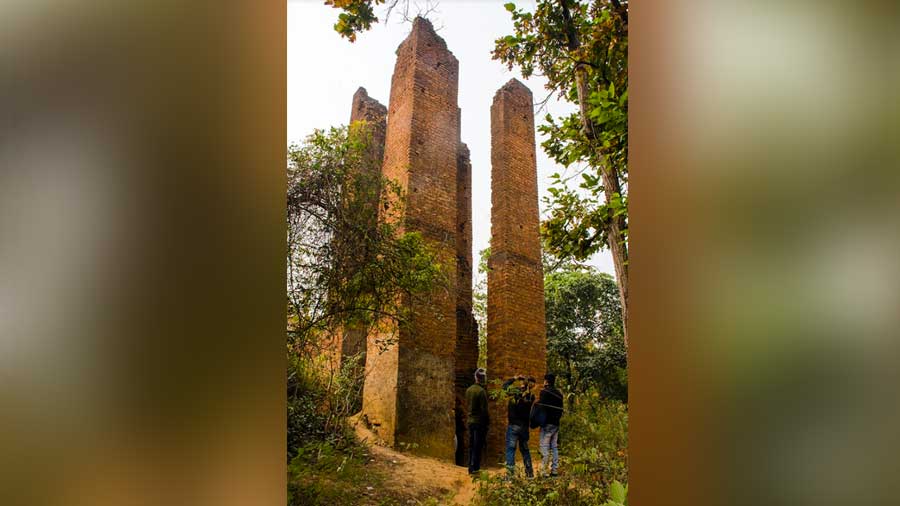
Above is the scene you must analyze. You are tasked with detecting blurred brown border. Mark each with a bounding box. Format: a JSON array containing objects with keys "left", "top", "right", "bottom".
[
  {"left": 1, "top": 1, "right": 286, "bottom": 505},
  {"left": 629, "top": 2, "right": 707, "bottom": 505}
]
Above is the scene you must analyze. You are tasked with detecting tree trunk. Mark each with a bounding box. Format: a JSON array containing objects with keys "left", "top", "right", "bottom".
[
  {"left": 559, "top": 0, "right": 629, "bottom": 347},
  {"left": 600, "top": 165, "right": 628, "bottom": 348}
]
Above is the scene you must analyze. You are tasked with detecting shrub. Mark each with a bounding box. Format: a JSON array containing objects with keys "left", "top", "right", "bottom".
[
  {"left": 563, "top": 396, "right": 628, "bottom": 494},
  {"left": 286, "top": 347, "right": 370, "bottom": 506},
  {"left": 287, "top": 439, "right": 375, "bottom": 506},
  {"left": 474, "top": 394, "right": 628, "bottom": 506},
  {"left": 287, "top": 349, "right": 363, "bottom": 460},
  {"left": 474, "top": 474, "right": 589, "bottom": 506}
]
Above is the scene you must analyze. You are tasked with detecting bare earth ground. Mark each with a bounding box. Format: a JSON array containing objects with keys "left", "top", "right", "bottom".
[{"left": 352, "top": 418, "right": 494, "bottom": 506}]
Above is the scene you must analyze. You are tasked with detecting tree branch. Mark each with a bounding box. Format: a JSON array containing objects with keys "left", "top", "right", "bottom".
[{"left": 609, "top": 0, "right": 628, "bottom": 26}]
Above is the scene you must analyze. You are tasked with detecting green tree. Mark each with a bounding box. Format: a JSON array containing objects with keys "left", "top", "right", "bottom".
[
  {"left": 545, "top": 266, "right": 626, "bottom": 403},
  {"left": 286, "top": 122, "right": 446, "bottom": 462},
  {"left": 286, "top": 122, "right": 445, "bottom": 353},
  {"left": 494, "top": 0, "right": 629, "bottom": 346}
]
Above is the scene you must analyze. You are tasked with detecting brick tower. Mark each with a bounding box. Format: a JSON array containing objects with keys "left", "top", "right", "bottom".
[
  {"left": 486, "top": 79, "right": 547, "bottom": 462},
  {"left": 361, "top": 17, "right": 460, "bottom": 458}
]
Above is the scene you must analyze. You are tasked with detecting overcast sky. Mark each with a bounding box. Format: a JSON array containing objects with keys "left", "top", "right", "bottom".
[{"left": 288, "top": 0, "right": 614, "bottom": 276}]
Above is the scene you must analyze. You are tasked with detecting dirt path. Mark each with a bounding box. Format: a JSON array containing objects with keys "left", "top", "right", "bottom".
[{"left": 352, "top": 420, "right": 491, "bottom": 505}]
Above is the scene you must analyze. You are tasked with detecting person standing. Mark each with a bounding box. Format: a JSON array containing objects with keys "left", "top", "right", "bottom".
[
  {"left": 465, "top": 368, "right": 490, "bottom": 475},
  {"left": 502, "top": 374, "right": 536, "bottom": 477},
  {"left": 538, "top": 373, "right": 564, "bottom": 477}
]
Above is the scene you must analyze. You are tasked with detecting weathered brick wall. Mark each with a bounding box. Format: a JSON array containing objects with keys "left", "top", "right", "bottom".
[
  {"left": 486, "top": 79, "right": 547, "bottom": 462},
  {"left": 362, "top": 324, "right": 399, "bottom": 444},
  {"left": 362, "top": 17, "right": 459, "bottom": 458}
]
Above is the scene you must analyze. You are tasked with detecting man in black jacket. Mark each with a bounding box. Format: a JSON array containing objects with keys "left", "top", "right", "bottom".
[
  {"left": 538, "top": 373, "right": 564, "bottom": 477},
  {"left": 502, "top": 374, "right": 535, "bottom": 477}
]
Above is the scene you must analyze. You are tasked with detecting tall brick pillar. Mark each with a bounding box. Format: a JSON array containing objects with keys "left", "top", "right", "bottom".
[
  {"left": 334, "top": 88, "right": 388, "bottom": 373},
  {"left": 486, "top": 79, "right": 547, "bottom": 463},
  {"left": 361, "top": 17, "right": 459, "bottom": 458}
]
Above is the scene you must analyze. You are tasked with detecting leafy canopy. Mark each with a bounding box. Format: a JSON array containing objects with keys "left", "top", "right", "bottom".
[
  {"left": 545, "top": 266, "right": 626, "bottom": 401},
  {"left": 325, "top": 0, "right": 383, "bottom": 42}
]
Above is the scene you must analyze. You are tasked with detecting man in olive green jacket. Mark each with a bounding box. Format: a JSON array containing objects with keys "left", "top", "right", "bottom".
[{"left": 465, "top": 368, "right": 489, "bottom": 474}]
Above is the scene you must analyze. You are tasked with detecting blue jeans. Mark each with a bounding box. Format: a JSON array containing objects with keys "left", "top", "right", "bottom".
[
  {"left": 505, "top": 424, "right": 534, "bottom": 477},
  {"left": 539, "top": 424, "right": 560, "bottom": 474}
]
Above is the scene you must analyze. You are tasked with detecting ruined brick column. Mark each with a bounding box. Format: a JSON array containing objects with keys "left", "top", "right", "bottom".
[
  {"left": 486, "top": 79, "right": 547, "bottom": 463},
  {"left": 349, "top": 87, "right": 387, "bottom": 165},
  {"left": 334, "top": 88, "right": 388, "bottom": 373},
  {"left": 362, "top": 17, "right": 459, "bottom": 458}
]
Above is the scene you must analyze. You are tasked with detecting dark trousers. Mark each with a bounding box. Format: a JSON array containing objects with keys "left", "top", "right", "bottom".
[
  {"left": 467, "top": 423, "right": 486, "bottom": 474},
  {"left": 455, "top": 425, "right": 466, "bottom": 466}
]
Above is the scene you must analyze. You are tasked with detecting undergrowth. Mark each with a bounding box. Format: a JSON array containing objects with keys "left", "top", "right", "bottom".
[
  {"left": 473, "top": 394, "right": 628, "bottom": 506},
  {"left": 287, "top": 349, "right": 451, "bottom": 506}
]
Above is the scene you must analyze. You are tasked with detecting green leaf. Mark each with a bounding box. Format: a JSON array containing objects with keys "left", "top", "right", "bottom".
[
  {"left": 504, "top": 2, "right": 516, "bottom": 12},
  {"left": 610, "top": 480, "right": 626, "bottom": 503}
]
